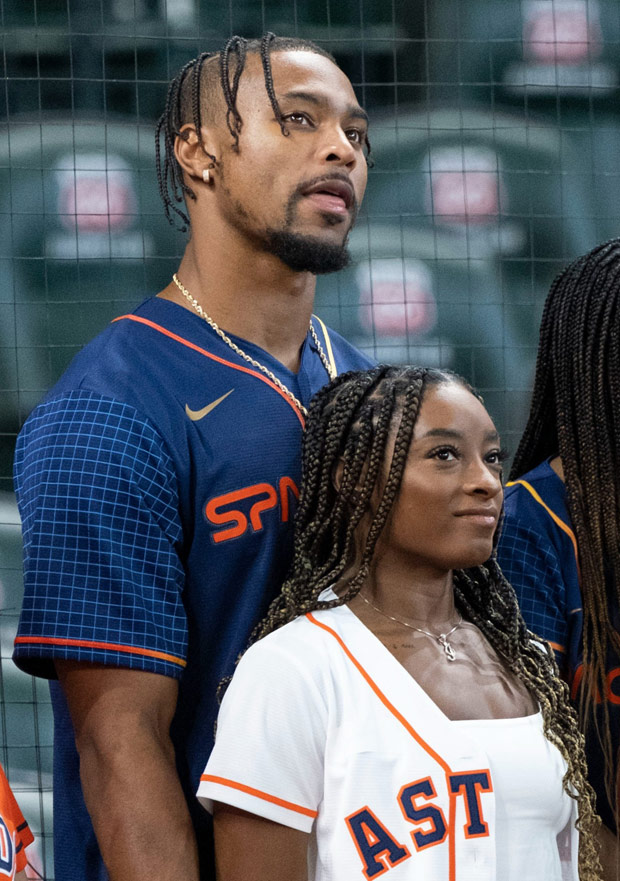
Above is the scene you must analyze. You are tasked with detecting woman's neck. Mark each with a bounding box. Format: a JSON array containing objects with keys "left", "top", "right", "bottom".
[{"left": 357, "top": 563, "right": 458, "bottom": 630}]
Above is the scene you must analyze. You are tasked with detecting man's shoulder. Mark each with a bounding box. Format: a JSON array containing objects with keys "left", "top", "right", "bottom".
[
  {"left": 54, "top": 296, "right": 189, "bottom": 376},
  {"left": 40, "top": 297, "right": 227, "bottom": 422},
  {"left": 503, "top": 460, "right": 568, "bottom": 522},
  {"left": 499, "top": 459, "right": 576, "bottom": 574}
]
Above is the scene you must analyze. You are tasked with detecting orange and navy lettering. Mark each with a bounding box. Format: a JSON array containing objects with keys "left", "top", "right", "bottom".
[
  {"left": 344, "top": 806, "right": 410, "bottom": 879},
  {"left": 398, "top": 777, "right": 448, "bottom": 851},
  {"left": 571, "top": 663, "right": 620, "bottom": 705},
  {"left": 205, "top": 476, "right": 300, "bottom": 543},
  {"left": 279, "top": 476, "right": 300, "bottom": 523},
  {"left": 448, "top": 771, "right": 493, "bottom": 838},
  {"left": 0, "top": 766, "right": 33, "bottom": 879},
  {"left": 0, "top": 815, "right": 13, "bottom": 877},
  {"left": 305, "top": 613, "right": 494, "bottom": 881},
  {"left": 345, "top": 771, "right": 491, "bottom": 876}
]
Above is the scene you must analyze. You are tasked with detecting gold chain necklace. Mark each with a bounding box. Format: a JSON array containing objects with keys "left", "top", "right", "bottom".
[
  {"left": 359, "top": 592, "right": 463, "bottom": 662},
  {"left": 172, "top": 274, "right": 335, "bottom": 418}
]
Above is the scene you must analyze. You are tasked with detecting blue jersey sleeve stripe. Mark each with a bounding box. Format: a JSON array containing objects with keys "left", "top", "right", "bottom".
[
  {"left": 112, "top": 314, "right": 306, "bottom": 426},
  {"left": 14, "top": 635, "right": 187, "bottom": 667},
  {"left": 311, "top": 314, "right": 338, "bottom": 376}
]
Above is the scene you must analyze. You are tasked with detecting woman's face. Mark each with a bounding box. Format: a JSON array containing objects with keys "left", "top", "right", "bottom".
[{"left": 379, "top": 382, "right": 504, "bottom": 575}]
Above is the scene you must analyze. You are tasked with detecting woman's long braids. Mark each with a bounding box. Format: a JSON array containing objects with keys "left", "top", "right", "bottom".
[
  {"left": 248, "top": 364, "right": 601, "bottom": 880},
  {"left": 510, "top": 237, "right": 620, "bottom": 831},
  {"left": 155, "top": 33, "right": 370, "bottom": 231}
]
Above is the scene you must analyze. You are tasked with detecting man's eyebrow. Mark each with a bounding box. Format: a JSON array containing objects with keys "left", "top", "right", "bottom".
[
  {"left": 420, "top": 428, "right": 500, "bottom": 443},
  {"left": 279, "top": 90, "right": 369, "bottom": 124}
]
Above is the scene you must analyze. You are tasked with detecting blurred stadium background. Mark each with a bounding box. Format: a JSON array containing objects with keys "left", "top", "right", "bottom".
[{"left": 1, "top": 0, "right": 619, "bottom": 876}]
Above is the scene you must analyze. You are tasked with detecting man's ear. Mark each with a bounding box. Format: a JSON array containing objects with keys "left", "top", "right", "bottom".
[{"left": 174, "top": 123, "right": 219, "bottom": 184}]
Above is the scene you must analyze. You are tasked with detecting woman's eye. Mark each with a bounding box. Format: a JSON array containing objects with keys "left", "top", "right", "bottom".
[
  {"left": 431, "top": 447, "right": 457, "bottom": 461},
  {"left": 486, "top": 448, "right": 509, "bottom": 467}
]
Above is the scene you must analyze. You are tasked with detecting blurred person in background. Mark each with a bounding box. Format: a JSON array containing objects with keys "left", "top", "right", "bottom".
[
  {"left": 497, "top": 238, "right": 620, "bottom": 879},
  {"left": 0, "top": 763, "right": 35, "bottom": 881},
  {"left": 11, "top": 33, "right": 371, "bottom": 881},
  {"left": 199, "top": 365, "right": 601, "bottom": 881}
]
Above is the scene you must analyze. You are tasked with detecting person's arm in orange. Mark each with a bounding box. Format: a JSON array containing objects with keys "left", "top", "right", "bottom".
[{"left": 0, "top": 763, "right": 35, "bottom": 880}]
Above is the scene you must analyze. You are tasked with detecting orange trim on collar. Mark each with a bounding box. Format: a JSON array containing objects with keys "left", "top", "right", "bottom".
[{"left": 112, "top": 314, "right": 305, "bottom": 428}]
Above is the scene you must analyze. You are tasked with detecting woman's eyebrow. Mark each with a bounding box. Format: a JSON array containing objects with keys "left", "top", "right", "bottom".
[
  {"left": 420, "top": 428, "right": 463, "bottom": 440},
  {"left": 420, "top": 428, "right": 500, "bottom": 443}
]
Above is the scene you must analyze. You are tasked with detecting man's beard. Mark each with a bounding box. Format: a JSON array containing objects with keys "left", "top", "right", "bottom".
[
  {"left": 218, "top": 167, "right": 357, "bottom": 274},
  {"left": 264, "top": 229, "right": 351, "bottom": 275}
]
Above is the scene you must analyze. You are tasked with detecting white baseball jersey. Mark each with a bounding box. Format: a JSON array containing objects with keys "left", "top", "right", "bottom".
[{"left": 198, "top": 593, "right": 577, "bottom": 881}]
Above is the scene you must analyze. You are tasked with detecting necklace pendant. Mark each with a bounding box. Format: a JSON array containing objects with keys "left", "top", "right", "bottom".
[{"left": 438, "top": 635, "right": 456, "bottom": 662}]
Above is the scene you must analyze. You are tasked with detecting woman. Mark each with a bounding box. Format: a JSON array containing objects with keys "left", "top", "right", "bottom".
[
  {"left": 198, "top": 365, "right": 600, "bottom": 880},
  {"left": 497, "top": 239, "right": 620, "bottom": 877}
]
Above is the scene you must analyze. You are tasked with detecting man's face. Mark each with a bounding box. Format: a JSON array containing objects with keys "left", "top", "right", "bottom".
[{"left": 212, "top": 49, "right": 369, "bottom": 274}]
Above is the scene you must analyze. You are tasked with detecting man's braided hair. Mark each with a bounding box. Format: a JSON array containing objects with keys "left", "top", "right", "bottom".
[
  {"left": 250, "top": 365, "right": 601, "bottom": 879},
  {"left": 155, "top": 33, "right": 370, "bottom": 231},
  {"left": 510, "top": 236, "right": 620, "bottom": 831}
]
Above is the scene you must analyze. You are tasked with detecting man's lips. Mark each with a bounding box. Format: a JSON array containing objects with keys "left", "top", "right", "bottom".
[{"left": 301, "top": 178, "right": 354, "bottom": 214}]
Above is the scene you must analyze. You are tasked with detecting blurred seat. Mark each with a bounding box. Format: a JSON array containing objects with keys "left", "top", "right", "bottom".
[
  {"left": 562, "top": 112, "right": 620, "bottom": 242},
  {"left": 0, "top": 117, "right": 181, "bottom": 488},
  {"left": 427, "top": 0, "right": 620, "bottom": 110},
  {"left": 315, "top": 104, "right": 596, "bottom": 451}
]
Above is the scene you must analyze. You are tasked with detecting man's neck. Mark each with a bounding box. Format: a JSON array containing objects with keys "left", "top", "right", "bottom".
[{"left": 159, "top": 241, "right": 317, "bottom": 373}]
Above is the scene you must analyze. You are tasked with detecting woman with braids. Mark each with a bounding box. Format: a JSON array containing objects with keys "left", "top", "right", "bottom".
[
  {"left": 497, "top": 238, "right": 620, "bottom": 878},
  {"left": 198, "top": 365, "right": 601, "bottom": 881}
]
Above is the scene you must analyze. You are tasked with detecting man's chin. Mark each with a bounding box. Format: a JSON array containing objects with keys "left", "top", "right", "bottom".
[{"left": 265, "top": 229, "right": 351, "bottom": 275}]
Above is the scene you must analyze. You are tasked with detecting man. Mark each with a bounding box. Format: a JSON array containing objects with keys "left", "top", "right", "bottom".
[{"left": 13, "top": 34, "right": 372, "bottom": 881}]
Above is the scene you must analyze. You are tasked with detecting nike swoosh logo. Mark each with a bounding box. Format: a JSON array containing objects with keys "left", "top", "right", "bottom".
[{"left": 185, "top": 389, "right": 234, "bottom": 421}]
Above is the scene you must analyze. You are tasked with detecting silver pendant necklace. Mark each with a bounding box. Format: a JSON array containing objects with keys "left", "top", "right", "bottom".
[
  {"left": 359, "top": 592, "right": 463, "bottom": 662},
  {"left": 172, "top": 274, "right": 335, "bottom": 418}
]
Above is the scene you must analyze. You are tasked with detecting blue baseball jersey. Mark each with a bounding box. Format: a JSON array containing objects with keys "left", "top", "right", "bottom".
[
  {"left": 497, "top": 458, "right": 620, "bottom": 832},
  {"left": 12, "top": 295, "right": 373, "bottom": 881}
]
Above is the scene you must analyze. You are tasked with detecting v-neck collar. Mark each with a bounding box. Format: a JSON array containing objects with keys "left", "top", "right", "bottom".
[
  {"left": 316, "top": 589, "right": 539, "bottom": 754},
  {"left": 313, "top": 589, "right": 483, "bottom": 765}
]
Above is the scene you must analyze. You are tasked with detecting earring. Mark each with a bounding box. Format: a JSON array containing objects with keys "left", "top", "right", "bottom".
[{"left": 202, "top": 168, "right": 211, "bottom": 184}]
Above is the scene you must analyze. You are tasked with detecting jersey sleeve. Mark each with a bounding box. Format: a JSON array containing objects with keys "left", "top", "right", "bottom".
[
  {"left": 497, "top": 512, "right": 570, "bottom": 665},
  {"left": 13, "top": 390, "right": 187, "bottom": 679},
  {"left": 0, "top": 766, "right": 35, "bottom": 874},
  {"left": 197, "top": 631, "right": 327, "bottom": 833}
]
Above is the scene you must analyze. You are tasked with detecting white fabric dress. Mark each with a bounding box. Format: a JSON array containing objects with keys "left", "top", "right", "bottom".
[{"left": 198, "top": 591, "right": 577, "bottom": 881}]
